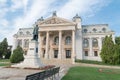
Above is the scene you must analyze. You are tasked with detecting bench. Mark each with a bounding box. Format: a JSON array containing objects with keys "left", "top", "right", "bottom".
[{"left": 25, "top": 67, "right": 60, "bottom": 80}]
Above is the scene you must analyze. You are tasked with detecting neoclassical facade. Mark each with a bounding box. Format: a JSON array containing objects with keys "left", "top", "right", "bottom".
[{"left": 13, "top": 13, "right": 114, "bottom": 64}]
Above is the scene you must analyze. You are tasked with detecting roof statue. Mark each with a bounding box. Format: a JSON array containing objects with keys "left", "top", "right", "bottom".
[
  {"left": 52, "top": 11, "right": 57, "bottom": 17},
  {"left": 73, "top": 14, "right": 81, "bottom": 19},
  {"left": 37, "top": 16, "right": 44, "bottom": 21}
]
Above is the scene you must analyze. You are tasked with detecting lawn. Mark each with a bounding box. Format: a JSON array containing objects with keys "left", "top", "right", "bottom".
[
  {"left": 0, "top": 59, "right": 10, "bottom": 66},
  {"left": 62, "top": 66, "right": 120, "bottom": 80},
  {"left": 0, "top": 59, "right": 10, "bottom": 62}
]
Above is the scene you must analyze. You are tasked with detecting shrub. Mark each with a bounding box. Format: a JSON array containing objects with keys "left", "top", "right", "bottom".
[
  {"left": 75, "top": 59, "right": 103, "bottom": 65},
  {"left": 10, "top": 46, "right": 24, "bottom": 63}
]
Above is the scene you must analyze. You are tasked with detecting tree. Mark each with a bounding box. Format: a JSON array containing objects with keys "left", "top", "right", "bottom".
[
  {"left": 0, "top": 38, "right": 8, "bottom": 58},
  {"left": 115, "top": 37, "right": 120, "bottom": 45},
  {"left": 10, "top": 46, "right": 24, "bottom": 63},
  {"left": 0, "top": 43, "right": 2, "bottom": 58},
  {"left": 100, "top": 35, "right": 115, "bottom": 64},
  {"left": 113, "top": 44, "right": 120, "bottom": 64},
  {"left": 5, "top": 49, "right": 11, "bottom": 59}
]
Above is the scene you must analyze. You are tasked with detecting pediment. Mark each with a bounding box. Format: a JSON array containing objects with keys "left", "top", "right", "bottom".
[{"left": 38, "top": 17, "right": 75, "bottom": 25}]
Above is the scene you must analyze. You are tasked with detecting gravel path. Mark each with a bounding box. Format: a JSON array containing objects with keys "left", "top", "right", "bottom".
[{"left": 0, "top": 67, "right": 41, "bottom": 80}]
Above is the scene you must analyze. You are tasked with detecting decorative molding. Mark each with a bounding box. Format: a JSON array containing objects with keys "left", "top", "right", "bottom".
[{"left": 41, "top": 18, "right": 69, "bottom": 24}]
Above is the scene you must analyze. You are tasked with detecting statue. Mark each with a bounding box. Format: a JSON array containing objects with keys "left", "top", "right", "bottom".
[
  {"left": 32, "top": 25, "right": 39, "bottom": 41},
  {"left": 52, "top": 11, "right": 57, "bottom": 16}
]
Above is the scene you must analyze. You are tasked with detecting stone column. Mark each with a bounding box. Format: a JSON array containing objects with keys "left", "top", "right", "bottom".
[
  {"left": 72, "top": 30, "right": 75, "bottom": 64},
  {"left": 89, "top": 37, "right": 93, "bottom": 56},
  {"left": 13, "top": 38, "right": 17, "bottom": 49},
  {"left": 39, "top": 32, "right": 42, "bottom": 58},
  {"left": 12, "top": 37, "right": 17, "bottom": 54},
  {"left": 45, "top": 31, "right": 49, "bottom": 59},
  {"left": 58, "top": 30, "right": 62, "bottom": 59},
  {"left": 98, "top": 37, "right": 102, "bottom": 50},
  {"left": 22, "top": 39, "right": 24, "bottom": 48},
  {"left": 98, "top": 37, "right": 102, "bottom": 58}
]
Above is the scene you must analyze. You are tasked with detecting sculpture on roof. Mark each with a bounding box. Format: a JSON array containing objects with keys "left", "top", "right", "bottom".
[
  {"left": 52, "top": 11, "right": 57, "bottom": 17},
  {"left": 32, "top": 25, "right": 39, "bottom": 41},
  {"left": 38, "top": 16, "right": 44, "bottom": 21}
]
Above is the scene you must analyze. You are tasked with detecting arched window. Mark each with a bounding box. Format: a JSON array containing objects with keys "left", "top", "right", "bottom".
[
  {"left": 17, "top": 39, "right": 22, "bottom": 47},
  {"left": 93, "top": 28, "right": 97, "bottom": 32},
  {"left": 19, "top": 32, "right": 23, "bottom": 35},
  {"left": 26, "top": 31, "right": 30, "bottom": 35},
  {"left": 83, "top": 38, "right": 89, "bottom": 48},
  {"left": 102, "top": 28, "right": 106, "bottom": 32},
  {"left": 65, "top": 36, "right": 71, "bottom": 45},
  {"left": 54, "top": 36, "right": 59, "bottom": 45},
  {"left": 43, "top": 37, "right": 46, "bottom": 45},
  {"left": 83, "top": 29, "right": 88, "bottom": 33},
  {"left": 92, "top": 38, "right": 98, "bottom": 47},
  {"left": 24, "top": 39, "right": 29, "bottom": 48}
]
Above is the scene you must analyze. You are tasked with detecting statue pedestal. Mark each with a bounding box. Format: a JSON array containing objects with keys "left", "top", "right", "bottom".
[{"left": 12, "top": 40, "right": 44, "bottom": 68}]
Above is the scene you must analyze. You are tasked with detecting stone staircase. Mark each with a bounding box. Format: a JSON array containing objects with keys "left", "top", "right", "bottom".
[{"left": 41, "top": 59, "right": 73, "bottom": 65}]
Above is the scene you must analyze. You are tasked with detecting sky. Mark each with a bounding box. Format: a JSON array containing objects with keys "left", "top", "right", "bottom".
[{"left": 0, "top": 0, "right": 120, "bottom": 45}]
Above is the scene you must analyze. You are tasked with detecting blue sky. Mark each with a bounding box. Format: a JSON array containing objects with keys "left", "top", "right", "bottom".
[{"left": 0, "top": 0, "right": 120, "bottom": 45}]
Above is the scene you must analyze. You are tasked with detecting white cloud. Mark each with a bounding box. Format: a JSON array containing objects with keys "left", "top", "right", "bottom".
[
  {"left": 0, "top": 19, "right": 9, "bottom": 27},
  {"left": 0, "top": 0, "right": 112, "bottom": 45},
  {"left": 23, "top": 0, "right": 29, "bottom": 13},
  {"left": 10, "top": 0, "right": 24, "bottom": 12},
  {"left": 8, "top": 0, "right": 56, "bottom": 45},
  {"left": 0, "top": 0, "right": 7, "bottom": 7},
  {"left": 13, "top": 0, "right": 56, "bottom": 28},
  {"left": 58, "top": 0, "right": 111, "bottom": 19}
]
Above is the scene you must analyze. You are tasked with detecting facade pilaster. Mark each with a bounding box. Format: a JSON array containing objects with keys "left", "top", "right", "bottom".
[
  {"left": 58, "top": 30, "right": 62, "bottom": 59},
  {"left": 72, "top": 30, "right": 75, "bottom": 64},
  {"left": 45, "top": 31, "right": 49, "bottom": 59}
]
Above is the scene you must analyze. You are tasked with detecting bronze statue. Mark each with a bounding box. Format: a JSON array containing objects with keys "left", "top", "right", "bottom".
[{"left": 32, "top": 25, "right": 39, "bottom": 41}]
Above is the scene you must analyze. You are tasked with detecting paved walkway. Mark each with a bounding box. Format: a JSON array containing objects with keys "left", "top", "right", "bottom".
[{"left": 0, "top": 63, "right": 120, "bottom": 80}]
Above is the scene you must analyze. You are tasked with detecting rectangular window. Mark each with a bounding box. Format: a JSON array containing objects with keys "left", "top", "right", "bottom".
[
  {"left": 66, "top": 50, "right": 71, "bottom": 58},
  {"left": 43, "top": 50, "right": 45, "bottom": 58},
  {"left": 54, "top": 50, "right": 58, "bottom": 58},
  {"left": 94, "top": 51, "right": 98, "bottom": 56},
  {"left": 84, "top": 51, "right": 88, "bottom": 56}
]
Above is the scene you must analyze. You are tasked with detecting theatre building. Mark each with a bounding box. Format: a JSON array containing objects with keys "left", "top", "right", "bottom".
[{"left": 13, "top": 12, "right": 114, "bottom": 64}]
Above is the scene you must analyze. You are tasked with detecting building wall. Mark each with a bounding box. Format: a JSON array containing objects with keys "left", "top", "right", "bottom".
[
  {"left": 13, "top": 28, "right": 33, "bottom": 54},
  {"left": 75, "top": 29, "right": 83, "bottom": 60},
  {"left": 13, "top": 16, "right": 115, "bottom": 62}
]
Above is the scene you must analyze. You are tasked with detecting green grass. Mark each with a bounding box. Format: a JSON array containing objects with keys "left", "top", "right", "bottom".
[
  {"left": 62, "top": 66, "right": 120, "bottom": 80},
  {"left": 0, "top": 63, "right": 10, "bottom": 66},
  {"left": 0, "top": 59, "right": 10, "bottom": 66},
  {"left": 0, "top": 59, "right": 10, "bottom": 62}
]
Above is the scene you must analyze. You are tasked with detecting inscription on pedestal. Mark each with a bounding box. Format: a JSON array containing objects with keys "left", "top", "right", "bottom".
[{"left": 30, "top": 48, "right": 34, "bottom": 50}]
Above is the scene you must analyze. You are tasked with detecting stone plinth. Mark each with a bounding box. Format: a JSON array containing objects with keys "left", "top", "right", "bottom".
[{"left": 12, "top": 40, "right": 44, "bottom": 68}]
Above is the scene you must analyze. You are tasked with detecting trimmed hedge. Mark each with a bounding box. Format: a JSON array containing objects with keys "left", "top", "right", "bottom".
[
  {"left": 75, "top": 59, "right": 104, "bottom": 65},
  {"left": 10, "top": 46, "right": 24, "bottom": 63}
]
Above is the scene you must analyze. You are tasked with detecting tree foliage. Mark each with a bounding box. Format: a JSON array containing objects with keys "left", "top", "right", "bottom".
[
  {"left": 100, "top": 35, "right": 120, "bottom": 64},
  {"left": 0, "top": 38, "right": 8, "bottom": 58},
  {"left": 10, "top": 46, "right": 24, "bottom": 63},
  {"left": 115, "top": 37, "right": 120, "bottom": 45}
]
